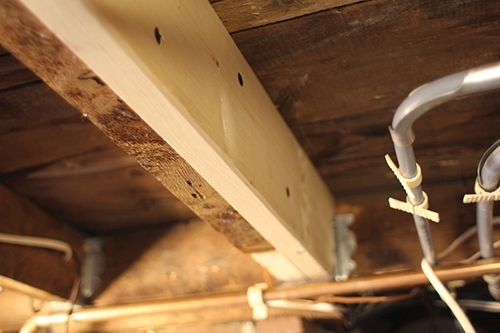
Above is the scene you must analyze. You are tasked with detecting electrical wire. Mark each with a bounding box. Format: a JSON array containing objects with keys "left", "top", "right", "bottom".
[
  {"left": 0, "top": 233, "right": 73, "bottom": 260},
  {"left": 461, "top": 239, "right": 500, "bottom": 264},
  {"left": 438, "top": 216, "right": 500, "bottom": 260},
  {"left": 421, "top": 258, "right": 476, "bottom": 333}
]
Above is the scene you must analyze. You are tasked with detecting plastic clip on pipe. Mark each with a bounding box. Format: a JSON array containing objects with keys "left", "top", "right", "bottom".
[
  {"left": 247, "top": 283, "right": 268, "bottom": 320},
  {"left": 386, "top": 155, "right": 440, "bottom": 223},
  {"left": 389, "top": 61, "right": 500, "bottom": 266},
  {"left": 464, "top": 140, "right": 500, "bottom": 300}
]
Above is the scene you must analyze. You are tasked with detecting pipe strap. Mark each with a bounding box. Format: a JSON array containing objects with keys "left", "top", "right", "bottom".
[
  {"left": 388, "top": 192, "right": 440, "bottom": 223},
  {"left": 385, "top": 154, "right": 423, "bottom": 203},
  {"left": 463, "top": 179, "right": 500, "bottom": 203},
  {"left": 247, "top": 283, "right": 268, "bottom": 320}
]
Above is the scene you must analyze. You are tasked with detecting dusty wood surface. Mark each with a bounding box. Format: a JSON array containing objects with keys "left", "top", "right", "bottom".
[
  {"left": 211, "top": 0, "right": 365, "bottom": 33},
  {"left": 339, "top": 181, "right": 500, "bottom": 273},
  {"left": 0, "top": 0, "right": 272, "bottom": 253},
  {"left": 95, "top": 219, "right": 267, "bottom": 304},
  {"left": 3, "top": 148, "right": 196, "bottom": 232},
  {"left": 232, "top": 0, "right": 500, "bottom": 198},
  {"left": 0, "top": 0, "right": 498, "bottom": 317},
  {"left": 0, "top": 184, "right": 83, "bottom": 298},
  {"left": 0, "top": 84, "right": 118, "bottom": 175},
  {"left": 0, "top": 59, "right": 195, "bottom": 232},
  {"left": 17, "top": 0, "right": 335, "bottom": 278},
  {"left": 0, "top": 52, "right": 39, "bottom": 90}
]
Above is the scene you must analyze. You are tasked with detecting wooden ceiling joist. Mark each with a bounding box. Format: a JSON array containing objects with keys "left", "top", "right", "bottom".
[
  {"left": 0, "top": 0, "right": 336, "bottom": 279},
  {"left": 0, "top": 184, "right": 82, "bottom": 298},
  {"left": 211, "top": 0, "right": 365, "bottom": 33}
]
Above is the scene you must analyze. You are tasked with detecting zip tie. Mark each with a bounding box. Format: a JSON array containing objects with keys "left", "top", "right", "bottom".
[
  {"left": 388, "top": 192, "right": 440, "bottom": 223},
  {"left": 385, "top": 154, "right": 439, "bottom": 222},
  {"left": 385, "top": 154, "right": 422, "bottom": 203},
  {"left": 463, "top": 179, "right": 500, "bottom": 203},
  {"left": 247, "top": 283, "right": 268, "bottom": 320}
]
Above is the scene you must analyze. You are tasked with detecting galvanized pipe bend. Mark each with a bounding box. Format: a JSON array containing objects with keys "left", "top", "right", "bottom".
[{"left": 390, "top": 61, "right": 500, "bottom": 265}]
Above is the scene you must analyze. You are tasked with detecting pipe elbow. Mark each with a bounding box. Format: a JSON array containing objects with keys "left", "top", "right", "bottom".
[
  {"left": 391, "top": 61, "right": 500, "bottom": 147},
  {"left": 391, "top": 71, "right": 467, "bottom": 146},
  {"left": 478, "top": 140, "right": 500, "bottom": 191}
]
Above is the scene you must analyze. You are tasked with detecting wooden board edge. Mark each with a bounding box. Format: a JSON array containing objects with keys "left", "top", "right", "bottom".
[
  {"left": 212, "top": 0, "right": 366, "bottom": 33},
  {"left": 0, "top": 0, "right": 272, "bottom": 254},
  {"left": 4, "top": 0, "right": 336, "bottom": 278}
]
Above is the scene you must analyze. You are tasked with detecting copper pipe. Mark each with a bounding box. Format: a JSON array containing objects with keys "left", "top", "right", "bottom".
[
  {"left": 71, "top": 291, "right": 248, "bottom": 322},
  {"left": 315, "top": 293, "right": 415, "bottom": 304},
  {"left": 21, "top": 259, "right": 500, "bottom": 332},
  {"left": 266, "top": 259, "right": 500, "bottom": 300}
]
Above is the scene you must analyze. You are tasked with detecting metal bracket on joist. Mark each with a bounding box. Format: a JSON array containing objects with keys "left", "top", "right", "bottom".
[
  {"left": 333, "top": 214, "right": 357, "bottom": 281},
  {"left": 80, "top": 237, "right": 105, "bottom": 298}
]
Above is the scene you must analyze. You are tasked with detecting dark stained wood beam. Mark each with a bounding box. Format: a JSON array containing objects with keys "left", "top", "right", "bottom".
[
  {"left": 0, "top": 52, "right": 39, "bottom": 90},
  {"left": 0, "top": 184, "right": 83, "bottom": 298},
  {"left": 211, "top": 0, "right": 365, "bottom": 33},
  {"left": 231, "top": 0, "right": 500, "bottom": 197}
]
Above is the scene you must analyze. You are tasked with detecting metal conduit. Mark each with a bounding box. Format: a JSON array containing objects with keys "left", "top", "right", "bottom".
[
  {"left": 477, "top": 140, "right": 500, "bottom": 259},
  {"left": 390, "top": 61, "right": 500, "bottom": 265},
  {"left": 476, "top": 140, "right": 500, "bottom": 299},
  {"left": 20, "top": 259, "right": 500, "bottom": 333}
]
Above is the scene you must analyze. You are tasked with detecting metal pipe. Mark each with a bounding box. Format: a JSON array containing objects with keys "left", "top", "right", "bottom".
[
  {"left": 390, "top": 61, "right": 500, "bottom": 265},
  {"left": 20, "top": 259, "right": 500, "bottom": 333},
  {"left": 477, "top": 141, "right": 500, "bottom": 258},
  {"left": 476, "top": 140, "right": 500, "bottom": 299}
]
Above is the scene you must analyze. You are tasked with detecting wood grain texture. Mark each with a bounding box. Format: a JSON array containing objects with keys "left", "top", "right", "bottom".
[
  {"left": 0, "top": 0, "right": 272, "bottom": 253},
  {"left": 0, "top": 184, "right": 83, "bottom": 298},
  {"left": 211, "top": 0, "right": 365, "bottom": 33},
  {"left": 0, "top": 83, "right": 116, "bottom": 176},
  {"left": 3, "top": 149, "right": 197, "bottom": 232},
  {"left": 11, "top": 0, "right": 335, "bottom": 277},
  {"left": 0, "top": 52, "right": 39, "bottom": 90},
  {"left": 232, "top": 0, "right": 500, "bottom": 198},
  {"left": 337, "top": 181, "right": 500, "bottom": 273},
  {"left": 305, "top": 92, "right": 500, "bottom": 196},
  {"left": 95, "top": 219, "right": 267, "bottom": 304}
]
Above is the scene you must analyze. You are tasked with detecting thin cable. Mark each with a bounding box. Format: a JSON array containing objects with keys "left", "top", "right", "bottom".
[
  {"left": 315, "top": 293, "right": 415, "bottom": 304},
  {"left": 421, "top": 258, "right": 476, "bottom": 333},
  {"left": 0, "top": 233, "right": 72, "bottom": 260},
  {"left": 438, "top": 216, "right": 500, "bottom": 260},
  {"left": 461, "top": 240, "right": 500, "bottom": 264}
]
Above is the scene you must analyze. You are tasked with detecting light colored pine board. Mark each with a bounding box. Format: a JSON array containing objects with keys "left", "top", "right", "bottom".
[
  {"left": 211, "top": 0, "right": 365, "bottom": 33},
  {"left": 252, "top": 251, "right": 307, "bottom": 282},
  {"left": 0, "top": 0, "right": 272, "bottom": 254},
  {"left": 10, "top": 0, "right": 335, "bottom": 278}
]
